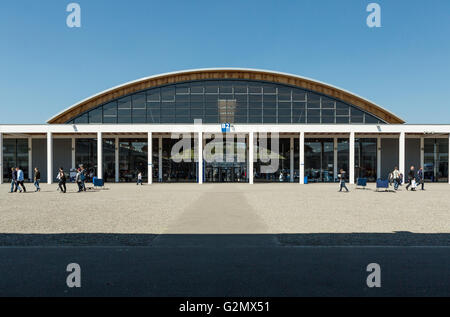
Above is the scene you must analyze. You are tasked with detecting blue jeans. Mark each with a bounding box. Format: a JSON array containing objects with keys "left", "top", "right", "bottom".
[
  {"left": 393, "top": 179, "right": 399, "bottom": 190},
  {"left": 34, "top": 180, "right": 40, "bottom": 190},
  {"left": 10, "top": 180, "right": 16, "bottom": 192},
  {"left": 339, "top": 181, "right": 348, "bottom": 192}
]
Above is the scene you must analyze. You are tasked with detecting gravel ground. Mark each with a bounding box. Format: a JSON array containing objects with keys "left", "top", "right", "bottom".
[{"left": 0, "top": 182, "right": 449, "bottom": 246}]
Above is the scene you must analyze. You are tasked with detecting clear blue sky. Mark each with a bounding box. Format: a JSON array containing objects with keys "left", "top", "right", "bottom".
[{"left": 1, "top": 0, "right": 449, "bottom": 124}]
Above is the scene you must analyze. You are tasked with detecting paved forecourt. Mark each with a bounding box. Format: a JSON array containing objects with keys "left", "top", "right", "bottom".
[{"left": 0, "top": 182, "right": 449, "bottom": 246}]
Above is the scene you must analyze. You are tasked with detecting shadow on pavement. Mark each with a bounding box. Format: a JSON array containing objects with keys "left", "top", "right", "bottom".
[{"left": 0, "top": 231, "right": 449, "bottom": 247}]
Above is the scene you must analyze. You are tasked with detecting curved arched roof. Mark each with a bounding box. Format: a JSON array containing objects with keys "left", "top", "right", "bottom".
[{"left": 47, "top": 68, "right": 404, "bottom": 124}]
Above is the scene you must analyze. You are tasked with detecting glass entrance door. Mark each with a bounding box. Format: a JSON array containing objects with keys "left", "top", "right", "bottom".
[
  {"left": 204, "top": 134, "right": 248, "bottom": 183},
  {"left": 304, "top": 138, "right": 335, "bottom": 182}
]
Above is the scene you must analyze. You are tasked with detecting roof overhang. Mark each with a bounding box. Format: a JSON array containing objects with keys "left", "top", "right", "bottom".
[{"left": 47, "top": 68, "right": 405, "bottom": 124}]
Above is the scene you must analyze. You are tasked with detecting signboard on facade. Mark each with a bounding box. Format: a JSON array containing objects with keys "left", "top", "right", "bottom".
[{"left": 221, "top": 123, "right": 231, "bottom": 133}]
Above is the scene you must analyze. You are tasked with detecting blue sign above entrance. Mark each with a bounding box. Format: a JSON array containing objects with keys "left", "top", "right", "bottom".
[{"left": 221, "top": 123, "right": 231, "bottom": 133}]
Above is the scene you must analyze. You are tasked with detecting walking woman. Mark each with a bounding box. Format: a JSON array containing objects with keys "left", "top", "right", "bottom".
[
  {"left": 58, "top": 167, "right": 67, "bottom": 193},
  {"left": 34, "top": 167, "right": 41, "bottom": 192},
  {"left": 392, "top": 166, "right": 400, "bottom": 190}
]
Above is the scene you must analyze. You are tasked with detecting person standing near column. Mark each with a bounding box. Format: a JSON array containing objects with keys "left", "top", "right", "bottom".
[{"left": 33, "top": 167, "right": 41, "bottom": 192}]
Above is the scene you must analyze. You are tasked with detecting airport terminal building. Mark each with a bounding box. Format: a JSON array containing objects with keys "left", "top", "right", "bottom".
[{"left": 0, "top": 68, "right": 449, "bottom": 185}]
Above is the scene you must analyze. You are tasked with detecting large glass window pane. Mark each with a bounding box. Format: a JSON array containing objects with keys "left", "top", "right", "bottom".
[
  {"left": 2, "top": 139, "right": 29, "bottom": 181},
  {"left": 119, "top": 139, "right": 148, "bottom": 182},
  {"left": 89, "top": 108, "right": 102, "bottom": 123},
  {"left": 161, "top": 137, "right": 197, "bottom": 182},
  {"left": 355, "top": 138, "right": 377, "bottom": 182},
  {"left": 103, "top": 101, "right": 117, "bottom": 123},
  {"left": 233, "top": 82, "right": 247, "bottom": 94},
  {"left": 278, "top": 88, "right": 291, "bottom": 101},
  {"left": 424, "top": 138, "right": 449, "bottom": 182},
  {"left": 304, "top": 139, "right": 334, "bottom": 182},
  {"left": 205, "top": 81, "right": 219, "bottom": 94},
  {"left": 307, "top": 93, "right": 321, "bottom": 109},
  {"left": 161, "top": 87, "right": 175, "bottom": 101},
  {"left": 338, "top": 139, "right": 349, "bottom": 181},
  {"left": 350, "top": 108, "right": 364, "bottom": 123},
  {"left": 75, "top": 138, "right": 97, "bottom": 180},
  {"left": 74, "top": 113, "right": 88, "bottom": 124},
  {"left": 103, "top": 139, "right": 115, "bottom": 182},
  {"left": 118, "top": 96, "right": 131, "bottom": 123},
  {"left": 292, "top": 89, "right": 307, "bottom": 101},
  {"left": 132, "top": 92, "right": 146, "bottom": 123},
  {"left": 190, "top": 82, "right": 204, "bottom": 94}
]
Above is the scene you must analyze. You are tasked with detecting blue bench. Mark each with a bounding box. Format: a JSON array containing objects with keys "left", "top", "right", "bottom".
[
  {"left": 93, "top": 177, "right": 104, "bottom": 189},
  {"left": 376, "top": 179, "right": 390, "bottom": 191},
  {"left": 356, "top": 177, "right": 367, "bottom": 189}
]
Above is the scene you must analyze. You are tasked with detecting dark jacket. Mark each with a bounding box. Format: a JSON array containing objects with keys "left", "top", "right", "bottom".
[
  {"left": 408, "top": 169, "right": 415, "bottom": 180},
  {"left": 417, "top": 169, "right": 424, "bottom": 181},
  {"left": 11, "top": 170, "right": 17, "bottom": 181},
  {"left": 34, "top": 171, "right": 41, "bottom": 180}
]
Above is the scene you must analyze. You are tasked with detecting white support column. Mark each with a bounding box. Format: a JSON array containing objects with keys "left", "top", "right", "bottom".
[
  {"left": 198, "top": 132, "right": 203, "bottom": 184},
  {"left": 299, "top": 132, "right": 305, "bottom": 184},
  {"left": 71, "top": 137, "right": 76, "bottom": 169},
  {"left": 249, "top": 132, "right": 254, "bottom": 184},
  {"left": 148, "top": 132, "right": 152, "bottom": 184},
  {"left": 115, "top": 137, "right": 119, "bottom": 182},
  {"left": 333, "top": 137, "right": 338, "bottom": 182},
  {"left": 0, "top": 133, "right": 3, "bottom": 184},
  {"left": 377, "top": 136, "right": 381, "bottom": 179},
  {"left": 399, "top": 132, "right": 405, "bottom": 179},
  {"left": 420, "top": 137, "right": 424, "bottom": 169},
  {"left": 349, "top": 132, "right": 355, "bottom": 184},
  {"left": 28, "top": 136, "right": 32, "bottom": 182},
  {"left": 290, "top": 136, "right": 294, "bottom": 182},
  {"left": 97, "top": 132, "right": 103, "bottom": 179},
  {"left": 158, "top": 137, "right": 163, "bottom": 182},
  {"left": 47, "top": 132, "right": 53, "bottom": 184}
]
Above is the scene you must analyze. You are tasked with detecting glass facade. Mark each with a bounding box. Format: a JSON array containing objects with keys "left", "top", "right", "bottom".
[
  {"left": 254, "top": 137, "right": 292, "bottom": 182},
  {"left": 75, "top": 138, "right": 97, "bottom": 181},
  {"left": 119, "top": 139, "right": 148, "bottom": 182},
  {"left": 204, "top": 135, "right": 248, "bottom": 183},
  {"left": 161, "top": 137, "right": 197, "bottom": 182},
  {"left": 2, "top": 139, "right": 29, "bottom": 181},
  {"left": 304, "top": 138, "right": 334, "bottom": 182},
  {"left": 103, "top": 139, "right": 115, "bottom": 182},
  {"left": 67, "top": 80, "right": 386, "bottom": 125},
  {"left": 337, "top": 138, "right": 349, "bottom": 181},
  {"left": 355, "top": 138, "right": 377, "bottom": 182},
  {"left": 424, "top": 138, "right": 448, "bottom": 182}
]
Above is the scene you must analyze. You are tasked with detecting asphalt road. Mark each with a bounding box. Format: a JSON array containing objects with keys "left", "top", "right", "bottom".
[{"left": 0, "top": 245, "right": 449, "bottom": 297}]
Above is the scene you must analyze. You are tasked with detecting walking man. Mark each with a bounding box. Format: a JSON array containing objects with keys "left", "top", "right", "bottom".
[
  {"left": 406, "top": 165, "right": 415, "bottom": 191},
  {"left": 15, "top": 167, "right": 26, "bottom": 193},
  {"left": 33, "top": 167, "right": 41, "bottom": 192},
  {"left": 338, "top": 169, "right": 349, "bottom": 192},
  {"left": 417, "top": 167, "right": 425, "bottom": 190},
  {"left": 9, "top": 167, "right": 17, "bottom": 193}
]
